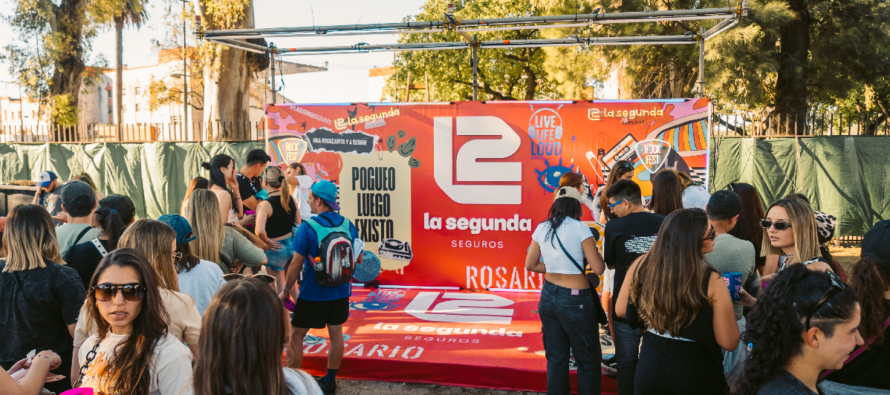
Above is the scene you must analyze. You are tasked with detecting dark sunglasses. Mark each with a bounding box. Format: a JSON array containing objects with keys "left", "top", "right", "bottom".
[
  {"left": 760, "top": 220, "right": 792, "bottom": 231},
  {"left": 726, "top": 183, "right": 736, "bottom": 192},
  {"left": 805, "top": 271, "right": 846, "bottom": 329},
  {"left": 608, "top": 199, "right": 627, "bottom": 209},
  {"left": 92, "top": 283, "right": 146, "bottom": 302},
  {"left": 617, "top": 162, "right": 633, "bottom": 170},
  {"left": 704, "top": 225, "right": 716, "bottom": 241}
]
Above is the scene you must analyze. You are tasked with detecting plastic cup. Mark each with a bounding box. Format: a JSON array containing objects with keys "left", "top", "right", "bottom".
[
  {"left": 722, "top": 272, "right": 742, "bottom": 301},
  {"left": 61, "top": 389, "right": 94, "bottom": 395}
]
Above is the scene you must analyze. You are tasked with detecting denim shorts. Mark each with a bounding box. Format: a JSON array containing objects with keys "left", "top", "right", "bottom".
[{"left": 265, "top": 233, "right": 294, "bottom": 272}]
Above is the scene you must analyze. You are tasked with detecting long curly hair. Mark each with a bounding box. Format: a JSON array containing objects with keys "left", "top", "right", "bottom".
[
  {"left": 735, "top": 264, "right": 859, "bottom": 395},
  {"left": 726, "top": 183, "right": 765, "bottom": 271},
  {"left": 849, "top": 255, "right": 890, "bottom": 345}
]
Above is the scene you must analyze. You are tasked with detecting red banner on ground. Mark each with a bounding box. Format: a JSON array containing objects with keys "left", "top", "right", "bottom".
[{"left": 266, "top": 100, "right": 710, "bottom": 288}]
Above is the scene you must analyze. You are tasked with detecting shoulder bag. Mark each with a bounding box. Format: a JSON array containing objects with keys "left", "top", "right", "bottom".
[{"left": 553, "top": 232, "right": 609, "bottom": 325}]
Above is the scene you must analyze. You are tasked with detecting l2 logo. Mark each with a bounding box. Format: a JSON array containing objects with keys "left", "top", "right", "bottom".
[
  {"left": 405, "top": 292, "right": 515, "bottom": 325},
  {"left": 634, "top": 140, "right": 672, "bottom": 173}
]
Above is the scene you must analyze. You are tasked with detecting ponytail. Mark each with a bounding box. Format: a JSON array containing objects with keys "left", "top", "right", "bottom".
[
  {"left": 264, "top": 166, "right": 292, "bottom": 215},
  {"left": 95, "top": 195, "right": 136, "bottom": 251},
  {"left": 849, "top": 256, "right": 890, "bottom": 345}
]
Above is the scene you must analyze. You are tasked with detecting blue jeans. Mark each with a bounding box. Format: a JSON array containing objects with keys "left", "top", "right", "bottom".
[
  {"left": 539, "top": 280, "right": 602, "bottom": 395},
  {"left": 613, "top": 320, "right": 643, "bottom": 395}
]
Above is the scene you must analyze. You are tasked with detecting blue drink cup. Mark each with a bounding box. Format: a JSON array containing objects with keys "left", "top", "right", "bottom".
[{"left": 723, "top": 272, "right": 742, "bottom": 302}]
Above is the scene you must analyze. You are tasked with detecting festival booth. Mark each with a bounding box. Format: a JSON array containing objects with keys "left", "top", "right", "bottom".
[{"left": 266, "top": 99, "right": 710, "bottom": 392}]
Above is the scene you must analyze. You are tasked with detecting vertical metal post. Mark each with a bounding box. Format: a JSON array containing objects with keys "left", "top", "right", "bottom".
[
  {"left": 472, "top": 34, "right": 478, "bottom": 101},
  {"left": 270, "top": 45, "right": 277, "bottom": 104},
  {"left": 696, "top": 27, "right": 705, "bottom": 98},
  {"left": 182, "top": 0, "right": 189, "bottom": 140}
]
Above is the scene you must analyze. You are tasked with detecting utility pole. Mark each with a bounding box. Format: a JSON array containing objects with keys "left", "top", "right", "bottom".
[
  {"left": 270, "top": 44, "right": 277, "bottom": 104},
  {"left": 182, "top": 0, "right": 189, "bottom": 139},
  {"left": 472, "top": 34, "right": 478, "bottom": 101},
  {"left": 696, "top": 27, "right": 705, "bottom": 98}
]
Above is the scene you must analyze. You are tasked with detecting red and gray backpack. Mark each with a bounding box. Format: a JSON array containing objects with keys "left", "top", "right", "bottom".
[{"left": 304, "top": 216, "right": 355, "bottom": 287}]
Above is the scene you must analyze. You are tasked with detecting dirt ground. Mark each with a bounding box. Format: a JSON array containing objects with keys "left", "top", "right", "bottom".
[
  {"left": 333, "top": 379, "right": 543, "bottom": 394},
  {"left": 830, "top": 245, "right": 861, "bottom": 273}
]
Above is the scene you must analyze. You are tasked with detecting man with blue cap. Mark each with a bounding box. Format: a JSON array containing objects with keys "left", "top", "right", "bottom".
[
  {"left": 31, "top": 171, "right": 65, "bottom": 223},
  {"left": 281, "top": 180, "right": 362, "bottom": 394}
]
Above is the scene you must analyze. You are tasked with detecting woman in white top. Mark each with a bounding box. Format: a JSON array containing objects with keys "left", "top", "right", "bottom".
[
  {"left": 158, "top": 214, "right": 224, "bottom": 316},
  {"left": 76, "top": 248, "right": 193, "bottom": 395},
  {"left": 525, "top": 186, "right": 606, "bottom": 395},
  {"left": 286, "top": 162, "right": 315, "bottom": 222},
  {"left": 193, "top": 277, "right": 322, "bottom": 395},
  {"left": 203, "top": 154, "right": 243, "bottom": 224}
]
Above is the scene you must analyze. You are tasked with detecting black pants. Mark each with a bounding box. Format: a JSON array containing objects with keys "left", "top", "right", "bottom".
[
  {"left": 634, "top": 333, "right": 728, "bottom": 395},
  {"left": 1, "top": 347, "right": 73, "bottom": 393}
]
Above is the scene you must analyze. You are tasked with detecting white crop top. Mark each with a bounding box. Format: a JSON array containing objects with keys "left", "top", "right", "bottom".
[
  {"left": 531, "top": 218, "right": 594, "bottom": 274},
  {"left": 216, "top": 190, "right": 238, "bottom": 223}
]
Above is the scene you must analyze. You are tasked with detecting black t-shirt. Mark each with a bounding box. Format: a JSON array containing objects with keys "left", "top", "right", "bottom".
[
  {"left": 236, "top": 173, "right": 260, "bottom": 203},
  {"left": 0, "top": 259, "right": 85, "bottom": 364},
  {"left": 826, "top": 301, "right": 890, "bottom": 390},
  {"left": 67, "top": 239, "right": 113, "bottom": 291},
  {"left": 603, "top": 211, "right": 664, "bottom": 324},
  {"left": 758, "top": 370, "right": 822, "bottom": 394}
]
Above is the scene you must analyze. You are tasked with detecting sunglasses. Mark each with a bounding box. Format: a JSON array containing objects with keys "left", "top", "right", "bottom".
[
  {"left": 172, "top": 251, "right": 182, "bottom": 261},
  {"left": 704, "top": 225, "right": 717, "bottom": 241},
  {"left": 805, "top": 271, "right": 846, "bottom": 329},
  {"left": 760, "top": 220, "right": 792, "bottom": 231},
  {"left": 726, "top": 183, "right": 736, "bottom": 192},
  {"left": 608, "top": 199, "right": 627, "bottom": 209},
  {"left": 617, "top": 162, "right": 633, "bottom": 170},
  {"left": 93, "top": 283, "right": 146, "bottom": 302}
]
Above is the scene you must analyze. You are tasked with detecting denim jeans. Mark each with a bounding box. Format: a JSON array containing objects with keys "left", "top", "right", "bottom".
[
  {"left": 539, "top": 280, "right": 602, "bottom": 395},
  {"left": 723, "top": 317, "right": 747, "bottom": 391},
  {"left": 613, "top": 320, "right": 643, "bottom": 395},
  {"left": 821, "top": 381, "right": 890, "bottom": 395}
]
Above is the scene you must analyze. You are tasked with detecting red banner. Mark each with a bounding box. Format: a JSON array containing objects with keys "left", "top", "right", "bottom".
[{"left": 266, "top": 99, "right": 710, "bottom": 288}]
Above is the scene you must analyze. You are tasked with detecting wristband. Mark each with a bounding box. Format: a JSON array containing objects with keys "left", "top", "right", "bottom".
[
  {"left": 284, "top": 285, "right": 292, "bottom": 292},
  {"left": 33, "top": 354, "right": 53, "bottom": 364}
]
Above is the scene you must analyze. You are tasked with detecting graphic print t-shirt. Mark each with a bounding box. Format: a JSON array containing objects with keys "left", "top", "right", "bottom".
[
  {"left": 603, "top": 211, "right": 665, "bottom": 324},
  {"left": 78, "top": 332, "right": 193, "bottom": 395}
]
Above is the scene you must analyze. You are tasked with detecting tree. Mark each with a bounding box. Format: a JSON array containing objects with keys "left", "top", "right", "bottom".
[
  {"left": 192, "top": 0, "right": 268, "bottom": 139},
  {"left": 110, "top": 0, "right": 149, "bottom": 126},
  {"left": 147, "top": 3, "right": 204, "bottom": 113},
  {"left": 387, "top": 0, "right": 559, "bottom": 101}
]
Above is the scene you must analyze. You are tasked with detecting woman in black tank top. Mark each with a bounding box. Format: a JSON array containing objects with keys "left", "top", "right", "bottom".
[
  {"left": 615, "top": 209, "right": 740, "bottom": 394},
  {"left": 255, "top": 166, "right": 298, "bottom": 294}
]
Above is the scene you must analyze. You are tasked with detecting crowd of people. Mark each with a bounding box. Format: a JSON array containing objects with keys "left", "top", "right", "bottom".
[
  {"left": 528, "top": 166, "right": 889, "bottom": 395},
  {"left": 0, "top": 149, "right": 351, "bottom": 395},
  {"left": 1, "top": 150, "right": 888, "bottom": 395}
]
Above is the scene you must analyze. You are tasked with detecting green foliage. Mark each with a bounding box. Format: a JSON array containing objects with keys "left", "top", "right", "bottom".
[
  {"left": 147, "top": 3, "right": 204, "bottom": 112},
  {"left": 51, "top": 93, "right": 79, "bottom": 125},
  {"left": 387, "top": 0, "right": 559, "bottom": 101}
]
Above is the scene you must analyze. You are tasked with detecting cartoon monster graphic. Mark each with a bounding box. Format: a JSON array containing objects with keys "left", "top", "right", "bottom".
[
  {"left": 535, "top": 158, "right": 578, "bottom": 193},
  {"left": 346, "top": 107, "right": 359, "bottom": 131}
]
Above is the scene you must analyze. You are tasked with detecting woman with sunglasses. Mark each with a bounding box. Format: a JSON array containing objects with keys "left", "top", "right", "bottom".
[
  {"left": 0, "top": 205, "right": 85, "bottom": 394},
  {"left": 648, "top": 169, "right": 685, "bottom": 216},
  {"left": 726, "top": 183, "right": 766, "bottom": 273},
  {"left": 525, "top": 186, "right": 606, "bottom": 394},
  {"left": 193, "top": 277, "right": 322, "bottom": 395},
  {"left": 760, "top": 197, "right": 833, "bottom": 277},
  {"left": 71, "top": 220, "right": 202, "bottom": 384},
  {"left": 255, "top": 166, "right": 298, "bottom": 294},
  {"left": 596, "top": 160, "right": 635, "bottom": 225},
  {"left": 822, "top": 220, "right": 890, "bottom": 391},
  {"left": 737, "top": 264, "right": 862, "bottom": 395},
  {"left": 616, "top": 208, "right": 739, "bottom": 394},
  {"left": 76, "top": 248, "right": 193, "bottom": 395},
  {"left": 158, "top": 214, "right": 224, "bottom": 317}
]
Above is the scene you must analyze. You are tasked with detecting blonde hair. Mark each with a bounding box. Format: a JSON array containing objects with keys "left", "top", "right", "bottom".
[
  {"left": 762, "top": 197, "right": 821, "bottom": 263},
  {"left": 119, "top": 219, "right": 179, "bottom": 292},
  {"left": 677, "top": 171, "right": 694, "bottom": 189},
  {"left": 264, "top": 166, "right": 292, "bottom": 214},
  {"left": 2, "top": 204, "right": 63, "bottom": 272},
  {"left": 185, "top": 189, "right": 225, "bottom": 265},
  {"left": 71, "top": 172, "right": 98, "bottom": 191}
]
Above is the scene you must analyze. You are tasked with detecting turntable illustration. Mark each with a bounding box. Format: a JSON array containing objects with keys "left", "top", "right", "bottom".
[{"left": 378, "top": 238, "right": 413, "bottom": 262}]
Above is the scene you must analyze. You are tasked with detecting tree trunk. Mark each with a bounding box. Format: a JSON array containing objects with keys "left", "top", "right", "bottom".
[
  {"left": 49, "top": 0, "right": 87, "bottom": 129},
  {"left": 115, "top": 16, "right": 124, "bottom": 139},
  {"left": 193, "top": 0, "right": 255, "bottom": 141},
  {"left": 774, "top": 0, "right": 810, "bottom": 135}
]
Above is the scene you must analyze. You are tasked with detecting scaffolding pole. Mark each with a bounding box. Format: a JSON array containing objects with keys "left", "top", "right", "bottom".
[
  {"left": 472, "top": 34, "right": 478, "bottom": 101},
  {"left": 697, "top": 27, "right": 705, "bottom": 98}
]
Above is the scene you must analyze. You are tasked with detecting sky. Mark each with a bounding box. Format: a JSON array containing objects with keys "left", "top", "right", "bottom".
[{"left": 0, "top": 0, "right": 429, "bottom": 103}]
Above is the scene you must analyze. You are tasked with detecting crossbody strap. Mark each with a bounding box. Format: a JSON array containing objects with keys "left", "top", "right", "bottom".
[
  {"left": 64, "top": 227, "right": 94, "bottom": 263},
  {"left": 91, "top": 239, "right": 109, "bottom": 257},
  {"left": 553, "top": 232, "right": 586, "bottom": 275},
  {"left": 820, "top": 315, "right": 890, "bottom": 380}
]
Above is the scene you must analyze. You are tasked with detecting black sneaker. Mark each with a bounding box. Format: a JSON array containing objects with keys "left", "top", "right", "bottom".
[
  {"left": 601, "top": 353, "right": 618, "bottom": 375},
  {"left": 316, "top": 377, "right": 337, "bottom": 394}
]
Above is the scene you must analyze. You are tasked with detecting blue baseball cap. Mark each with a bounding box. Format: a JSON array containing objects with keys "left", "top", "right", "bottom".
[
  {"left": 36, "top": 171, "right": 57, "bottom": 187},
  {"left": 310, "top": 180, "right": 340, "bottom": 211},
  {"left": 158, "top": 214, "right": 197, "bottom": 245}
]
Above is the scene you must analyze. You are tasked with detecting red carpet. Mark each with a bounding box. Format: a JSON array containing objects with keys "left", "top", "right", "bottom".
[{"left": 297, "top": 287, "right": 618, "bottom": 393}]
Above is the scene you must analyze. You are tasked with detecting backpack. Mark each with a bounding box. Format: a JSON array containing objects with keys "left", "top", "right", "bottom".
[{"left": 304, "top": 215, "right": 355, "bottom": 287}]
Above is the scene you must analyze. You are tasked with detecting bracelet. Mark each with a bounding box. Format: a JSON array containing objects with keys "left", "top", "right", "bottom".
[
  {"left": 33, "top": 354, "right": 53, "bottom": 364},
  {"left": 284, "top": 285, "right": 292, "bottom": 292}
]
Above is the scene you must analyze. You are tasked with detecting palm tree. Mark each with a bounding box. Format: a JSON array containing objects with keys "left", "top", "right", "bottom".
[{"left": 113, "top": 0, "right": 148, "bottom": 132}]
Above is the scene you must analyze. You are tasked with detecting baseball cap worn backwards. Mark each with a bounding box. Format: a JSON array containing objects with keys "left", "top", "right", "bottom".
[
  {"left": 310, "top": 180, "right": 340, "bottom": 211},
  {"left": 861, "top": 219, "right": 890, "bottom": 273},
  {"left": 36, "top": 171, "right": 57, "bottom": 187},
  {"left": 158, "top": 214, "right": 198, "bottom": 245},
  {"left": 60, "top": 181, "right": 97, "bottom": 209}
]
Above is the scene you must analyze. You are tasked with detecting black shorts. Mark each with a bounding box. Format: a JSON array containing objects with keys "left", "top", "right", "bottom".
[{"left": 291, "top": 297, "right": 350, "bottom": 329}]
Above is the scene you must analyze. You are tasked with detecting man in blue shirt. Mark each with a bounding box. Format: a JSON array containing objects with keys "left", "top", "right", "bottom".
[{"left": 281, "top": 180, "right": 360, "bottom": 394}]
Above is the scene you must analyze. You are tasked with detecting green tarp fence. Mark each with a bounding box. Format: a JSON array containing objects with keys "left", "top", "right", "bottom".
[
  {"left": 0, "top": 142, "right": 263, "bottom": 220},
  {"left": 710, "top": 136, "right": 890, "bottom": 237},
  {"left": 1, "top": 137, "right": 887, "bottom": 236}
]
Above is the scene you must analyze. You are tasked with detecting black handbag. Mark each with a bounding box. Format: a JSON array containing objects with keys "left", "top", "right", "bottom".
[{"left": 553, "top": 233, "right": 609, "bottom": 325}]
